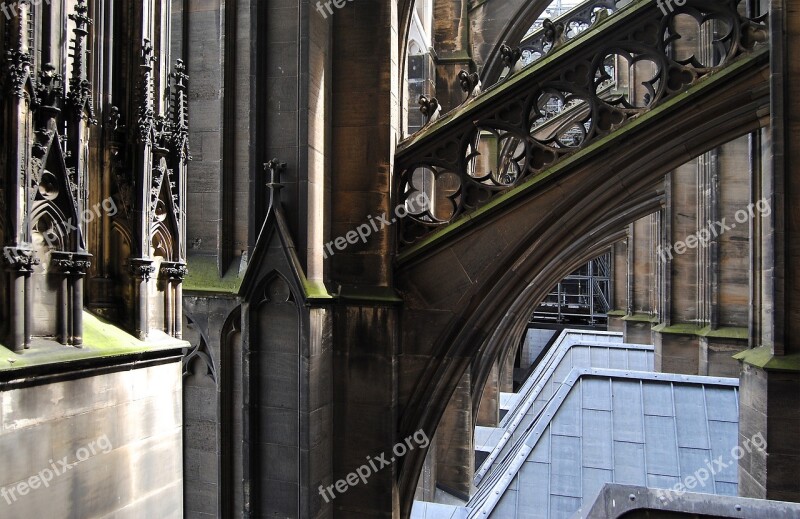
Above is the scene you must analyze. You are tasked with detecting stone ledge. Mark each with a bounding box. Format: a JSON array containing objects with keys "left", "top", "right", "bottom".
[
  {"left": 334, "top": 285, "right": 404, "bottom": 305},
  {"left": 622, "top": 313, "right": 659, "bottom": 323},
  {"left": 183, "top": 254, "right": 243, "bottom": 294},
  {"left": 734, "top": 346, "right": 800, "bottom": 372},
  {"left": 0, "top": 312, "right": 186, "bottom": 381},
  {"left": 652, "top": 323, "right": 749, "bottom": 340}
]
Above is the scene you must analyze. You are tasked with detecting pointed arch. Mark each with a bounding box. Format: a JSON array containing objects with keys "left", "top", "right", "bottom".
[
  {"left": 220, "top": 305, "right": 243, "bottom": 516},
  {"left": 183, "top": 311, "right": 217, "bottom": 382},
  {"left": 29, "top": 202, "right": 70, "bottom": 251},
  {"left": 151, "top": 222, "right": 174, "bottom": 261}
]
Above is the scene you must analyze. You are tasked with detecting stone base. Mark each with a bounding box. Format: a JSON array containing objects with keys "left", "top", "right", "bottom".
[
  {"left": 700, "top": 337, "right": 748, "bottom": 377},
  {"left": 623, "top": 320, "right": 653, "bottom": 345},
  {"left": 607, "top": 315, "right": 625, "bottom": 333},
  {"left": 737, "top": 355, "right": 800, "bottom": 503},
  {"left": 0, "top": 360, "right": 183, "bottom": 517},
  {"left": 654, "top": 331, "right": 699, "bottom": 374}
]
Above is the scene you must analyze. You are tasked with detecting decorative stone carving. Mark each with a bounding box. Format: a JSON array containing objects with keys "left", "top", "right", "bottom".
[
  {"left": 418, "top": 95, "right": 441, "bottom": 126},
  {"left": 50, "top": 251, "right": 92, "bottom": 275},
  {"left": 396, "top": 0, "right": 769, "bottom": 246},
  {"left": 160, "top": 262, "right": 188, "bottom": 281},
  {"left": 2, "top": 247, "right": 40, "bottom": 272},
  {"left": 128, "top": 258, "right": 156, "bottom": 280}
]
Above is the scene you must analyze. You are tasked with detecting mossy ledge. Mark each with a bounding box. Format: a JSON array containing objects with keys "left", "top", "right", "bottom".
[
  {"left": 734, "top": 346, "right": 800, "bottom": 372},
  {"left": 0, "top": 312, "right": 186, "bottom": 375}
]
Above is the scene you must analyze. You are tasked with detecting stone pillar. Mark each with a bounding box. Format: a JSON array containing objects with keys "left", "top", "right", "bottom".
[
  {"left": 331, "top": 304, "right": 398, "bottom": 518},
  {"left": 499, "top": 341, "right": 516, "bottom": 394},
  {"left": 653, "top": 161, "right": 701, "bottom": 374},
  {"left": 71, "top": 256, "right": 91, "bottom": 346},
  {"left": 435, "top": 370, "right": 474, "bottom": 500},
  {"left": 328, "top": 0, "right": 400, "bottom": 516},
  {"left": 607, "top": 238, "right": 628, "bottom": 333},
  {"left": 736, "top": 0, "right": 800, "bottom": 503},
  {"left": 3, "top": 247, "right": 38, "bottom": 351},
  {"left": 161, "top": 262, "right": 187, "bottom": 338},
  {"left": 476, "top": 358, "right": 500, "bottom": 427},
  {"left": 623, "top": 216, "right": 658, "bottom": 346},
  {"left": 432, "top": 0, "right": 473, "bottom": 111},
  {"left": 414, "top": 439, "right": 437, "bottom": 502},
  {"left": 129, "top": 258, "right": 155, "bottom": 340}
]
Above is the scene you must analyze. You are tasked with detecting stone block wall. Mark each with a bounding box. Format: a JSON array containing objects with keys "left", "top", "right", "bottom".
[{"left": 0, "top": 360, "right": 183, "bottom": 518}]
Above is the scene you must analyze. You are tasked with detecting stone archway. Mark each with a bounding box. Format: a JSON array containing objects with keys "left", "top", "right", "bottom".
[{"left": 392, "top": 62, "right": 769, "bottom": 516}]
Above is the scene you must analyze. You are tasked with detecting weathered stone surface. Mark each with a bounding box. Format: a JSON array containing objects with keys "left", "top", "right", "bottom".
[{"left": 0, "top": 362, "right": 183, "bottom": 518}]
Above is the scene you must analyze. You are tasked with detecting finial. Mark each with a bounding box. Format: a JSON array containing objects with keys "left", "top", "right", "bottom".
[{"left": 264, "top": 159, "right": 287, "bottom": 208}]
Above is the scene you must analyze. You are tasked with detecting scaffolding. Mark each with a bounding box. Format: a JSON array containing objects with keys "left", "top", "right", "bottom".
[{"left": 531, "top": 252, "right": 611, "bottom": 325}]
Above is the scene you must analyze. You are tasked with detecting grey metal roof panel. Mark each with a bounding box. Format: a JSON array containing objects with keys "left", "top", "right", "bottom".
[
  {"left": 673, "top": 385, "right": 710, "bottom": 449},
  {"left": 467, "top": 368, "right": 739, "bottom": 519},
  {"left": 572, "top": 483, "right": 800, "bottom": 519},
  {"left": 708, "top": 420, "right": 739, "bottom": 483},
  {"left": 550, "top": 434, "right": 582, "bottom": 497},
  {"left": 611, "top": 380, "right": 644, "bottom": 443},
  {"left": 642, "top": 382, "right": 674, "bottom": 417},
  {"left": 612, "top": 441, "right": 646, "bottom": 486},
  {"left": 500, "top": 392, "right": 517, "bottom": 410},
  {"left": 475, "top": 426, "right": 505, "bottom": 452},
  {"left": 643, "top": 414, "right": 680, "bottom": 476},
  {"left": 581, "top": 378, "right": 611, "bottom": 411},
  {"left": 499, "top": 330, "right": 625, "bottom": 419},
  {"left": 705, "top": 387, "right": 739, "bottom": 422},
  {"left": 581, "top": 409, "right": 613, "bottom": 470},
  {"left": 477, "top": 333, "right": 654, "bottom": 485},
  {"left": 410, "top": 501, "right": 472, "bottom": 519}
]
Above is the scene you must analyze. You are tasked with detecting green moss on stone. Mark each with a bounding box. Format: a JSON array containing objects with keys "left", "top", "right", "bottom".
[
  {"left": 734, "top": 346, "right": 800, "bottom": 372},
  {"left": 0, "top": 312, "right": 185, "bottom": 372},
  {"left": 698, "top": 326, "right": 749, "bottom": 340},
  {"left": 652, "top": 323, "right": 704, "bottom": 335},
  {"left": 183, "top": 255, "right": 243, "bottom": 294},
  {"left": 336, "top": 285, "right": 404, "bottom": 304},
  {"left": 622, "top": 313, "right": 659, "bottom": 323},
  {"left": 651, "top": 323, "right": 749, "bottom": 340},
  {"left": 302, "top": 279, "right": 334, "bottom": 301}
]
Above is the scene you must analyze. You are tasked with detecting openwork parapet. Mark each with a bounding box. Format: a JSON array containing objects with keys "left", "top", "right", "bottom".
[{"left": 395, "top": 0, "right": 767, "bottom": 247}]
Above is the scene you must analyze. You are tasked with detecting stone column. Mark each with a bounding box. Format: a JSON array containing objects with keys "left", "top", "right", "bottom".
[
  {"left": 735, "top": 0, "right": 800, "bottom": 503},
  {"left": 607, "top": 238, "right": 628, "bottom": 333},
  {"left": 435, "top": 370, "right": 474, "bottom": 500},
  {"left": 432, "top": 0, "right": 474, "bottom": 111},
  {"left": 160, "top": 262, "right": 187, "bottom": 338},
  {"left": 499, "top": 341, "right": 516, "bottom": 394},
  {"left": 476, "top": 358, "right": 500, "bottom": 427},
  {"left": 653, "top": 159, "right": 703, "bottom": 374},
  {"left": 129, "top": 258, "right": 155, "bottom": 340},
  {"left": 71, "top": 258, "right": 90, "bottom": 347},
  {"left": 623, "top": 216, "right": 658, "bottom": 346},
  {"left": 328, "top": 1, "right": 400, "bottom": 516},
  {"left": 3, "top": 247, "right": 38, "bottom": 351}
]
